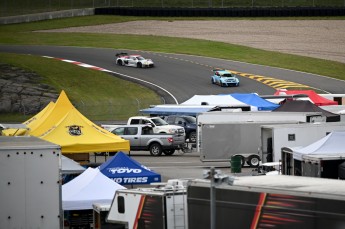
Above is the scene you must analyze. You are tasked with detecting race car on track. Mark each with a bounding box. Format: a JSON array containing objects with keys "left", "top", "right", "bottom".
[
  {"left": 115, "top": 52, "right": 154, "bottom": 68},
  {"left": 211, "top": 69, "right": 239, "bottom": 87}
]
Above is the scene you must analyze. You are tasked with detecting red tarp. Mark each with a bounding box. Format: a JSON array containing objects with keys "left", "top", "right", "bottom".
[{"left": 274, "top": 90, "right": 338, "bottom": 106}]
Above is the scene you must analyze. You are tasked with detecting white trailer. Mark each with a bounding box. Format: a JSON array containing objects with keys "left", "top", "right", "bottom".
[
  {"left": 0, "top": 136, "right": 62, "bottom": 229},
  {"left": 260, "top": 122, "right": 345, "bottom": 164},
  {"left": 198, "top": 121, "right": 299, "bottom": 166},
  {"left": 107, "top": 179, "right": 188, "bottom": 229}
]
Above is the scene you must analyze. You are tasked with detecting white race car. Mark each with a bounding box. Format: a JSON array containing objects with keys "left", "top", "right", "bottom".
[{"left": 115, "top": 52, "right": 154, "bottom": 68}]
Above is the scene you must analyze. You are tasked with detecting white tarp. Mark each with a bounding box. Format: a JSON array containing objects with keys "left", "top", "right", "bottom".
[
  {"left": 182, "top": 95, "right": 248, "bottom": 107},
  {"left": 61, "top": 155, "right": 86, "bottom": 174},
  {"left": 292, "top": 131, "right": 345, "bottom": 161},
  {"left": 62, "top": 167, "right": 126, "bottom": 210}
]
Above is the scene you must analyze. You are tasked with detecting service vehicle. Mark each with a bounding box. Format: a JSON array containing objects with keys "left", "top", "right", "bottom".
[
  {"left": 163, "top": 115, "right": 197, "bottom": 142},
  {"left": 107, "top": 179, "right": 188, "bottom": 229},
  {"left": 102, "top": 116, "right": 185, "bottom": 136},
  {"left": 115, "top": 52, "right": 154, "bottom": 68},
  {"left": 111, "top": 124, "right": 185, "bottom": 156},
  {"left": 211, "top": 69, "right": 239, "bottom": 87},
  {"left": 187, "top": 175, "right": 345, "bottom": 229}
]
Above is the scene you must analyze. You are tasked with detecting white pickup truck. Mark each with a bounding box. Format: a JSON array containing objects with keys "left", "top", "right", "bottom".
[
  {"left": 111, "top": 124, "right": 185, "bottom": 156},
  {"left": 102, "top": 116, "right": 185, "bottom": 136}
]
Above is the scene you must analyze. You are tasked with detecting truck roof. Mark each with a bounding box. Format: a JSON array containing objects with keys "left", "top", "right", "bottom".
[{"left": 189, "top": 176, "right": 345, "bottom": 201}]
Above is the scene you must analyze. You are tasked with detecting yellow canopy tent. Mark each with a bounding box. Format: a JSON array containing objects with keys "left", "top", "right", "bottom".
[{"left": 4, "top": 91, "right": 130, "bottom": 153}]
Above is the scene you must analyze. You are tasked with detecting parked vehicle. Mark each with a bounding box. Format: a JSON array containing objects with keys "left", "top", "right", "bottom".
[
  {"left": 111, "top": 124, "right": 185, "bottom": 156},
  {"left": 115, "top": 52, "right": 154, "bottom": 68},
  {"left": 211, "top": 69, "right": 239, "bottom": 87},
  {"left": 107, "top": 179, "right": 188, "bottom": 229},
  {"left": 164, "top": 115, "right": 197, "bottom": 142},
  {"left": 187, "top": 176, "right": 345, "bottom": 229},
  {"left": 102, "top": 116, "right": 185, "bottom": 137}
]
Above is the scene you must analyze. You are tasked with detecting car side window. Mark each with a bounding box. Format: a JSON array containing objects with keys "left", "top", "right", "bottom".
[
  {"left": 125, "top": 127, "right": 138, "bottom": 135},
  {"left": 113, "top": 127, "right": 125, "bottom": 135},
  {"left": 176, "top": 117, "right": 185, "bottom": 125},
  {"left": 130, "top": 119, "right": 140, "bottom": 124}
]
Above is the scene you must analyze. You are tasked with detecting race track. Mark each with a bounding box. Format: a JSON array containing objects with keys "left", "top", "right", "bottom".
[{"left": 1, "top": 45, "right": 345, "bottom": 103}]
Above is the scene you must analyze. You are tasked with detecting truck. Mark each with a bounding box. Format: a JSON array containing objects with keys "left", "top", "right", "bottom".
[
  {"left": 260, "top": 122, "right": 345, "bottom": 164},
  {"left": 0, "top": 136, "right": 62, "bottom": 229},
  {"left": 102, "top": 116, "right": 185, "bottom": 136},
  {"left": 197, "top": 111, "right": 325, "bottom": 166},
  {"left": 163, "top": 115, "right": 197, "bottom": 142},
  {"left": 187, "top": 175, "right": 345, "bottom": 229},
  {"left": 106, "top": 179, "right": 188, "bottom": 229},
  {"left": 111, "top": 124, "right": 185, "bottom": 156}
]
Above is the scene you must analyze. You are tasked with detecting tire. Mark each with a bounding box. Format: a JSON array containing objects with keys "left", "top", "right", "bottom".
[
  {"left": 117, "top": 60, "right": 123, "bottom": 66},
  {"left": 137, "top": 62, "right": 142, "bottom": 68},
  {"left": 211, "top": 78, "right": 215, "bottom": 84},
  {"left": 149, "top": 143, "right": 163, "bottom": 156},
  {"left": 163, "top": 149, "right": 175, "bottom": 156},
  {"left": 189, "top": 131, "right": 197, "bottom": 143},
  {"left": 247, "top": 155, "right": 260, "bottom": 167}
]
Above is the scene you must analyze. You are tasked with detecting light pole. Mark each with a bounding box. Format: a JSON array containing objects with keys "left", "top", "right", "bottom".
[{"left": 204, "top": 167, "right": 235, "bottom": 229}]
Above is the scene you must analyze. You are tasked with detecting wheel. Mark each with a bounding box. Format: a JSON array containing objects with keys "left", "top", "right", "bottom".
[
  {"left": 189, "top": 131, "right": 197, "bottom": 143},
  {"left": 137, "top": 62, "right": 142, "bottom": 68},
  {"left": 117, "top": 60, "right": 123, "bottom": 66},
  {"left": 247, "top": 155, "right": 260, "bottom": 167},
  {"left": 211, "top": 78, "right": 215, "bottom": 84},
  {"left": 163, "top": 149, "right": 175, "bottom": 156},
  {"left": 149, "top": 143, "right": 162, "bottom": 156}
]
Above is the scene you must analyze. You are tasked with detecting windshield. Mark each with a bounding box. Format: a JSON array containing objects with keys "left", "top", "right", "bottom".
[
  {"left": 151, "top": 117, "right": 168, "bottom": 126},
  {"left": 137, "top": 56, "right": 145, "bottom": 60},
  {"left": 222, "top": 73, "right": 234, "bottom": 77},
  {"left": 184, "top": 116, "right": 196, "bottom": 124}
]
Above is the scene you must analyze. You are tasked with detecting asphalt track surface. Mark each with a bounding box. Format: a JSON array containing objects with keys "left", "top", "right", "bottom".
[
  {"left": 1, "top": 45, "right": 345, "bottom": 181},
  {"left": 1, "top": 45, "right": 345, "bottom": 104}
]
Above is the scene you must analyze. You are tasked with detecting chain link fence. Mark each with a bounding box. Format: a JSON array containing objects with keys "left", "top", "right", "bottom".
[{"left": 1, "top": 0, "right": 344, "bottom": 17}]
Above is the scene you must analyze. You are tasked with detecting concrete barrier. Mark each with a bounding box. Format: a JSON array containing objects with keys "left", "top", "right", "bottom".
[{"left": 0, "top": 8, "right": 94, "bottom": 25}]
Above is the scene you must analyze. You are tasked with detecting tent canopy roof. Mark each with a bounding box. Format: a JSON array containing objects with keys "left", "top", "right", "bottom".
[
  {"left": 99, "top": 152, "right": 161, "bottom": 185},
  {"left": 273, "top": 100, "right": 340, "bottom": 122},
  {"left": 274, "top": 89, "right": 338, "bottom": 106},
  {"left": 292, "top": 131, "right": 345, "bottom": 160},
  {"left": 62, "top": 167, "right": 125, "bottom": 210}
]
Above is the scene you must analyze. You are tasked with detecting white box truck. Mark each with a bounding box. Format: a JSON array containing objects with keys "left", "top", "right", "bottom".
[
  {"left": 107, "top": 179, "right": 188, "bottom": 229},
  {"left": 260, "top": 122, "right": 345, "bottom": 163},
  {"left": 0, "top": 136, "right": 62, "bottom": 229}
]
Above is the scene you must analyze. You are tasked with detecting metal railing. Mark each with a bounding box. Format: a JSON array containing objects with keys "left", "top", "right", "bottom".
[{"left": 1, "top": 0, "right": 344, "bottom": 17}]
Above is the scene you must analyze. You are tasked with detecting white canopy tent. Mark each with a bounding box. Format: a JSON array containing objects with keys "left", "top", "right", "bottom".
[
  {"left": 292, "top": 131, "right": 345, "bottom": 161},
  {"left": 182, "top": 95, "right": 248, "bottom": 106},
  {"left": 62, "top": 167, "right": 126, "bottom": 210}
]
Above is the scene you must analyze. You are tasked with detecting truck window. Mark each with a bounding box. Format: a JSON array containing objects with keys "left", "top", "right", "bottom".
[
  {"left": 125, "top": 127, "right": 138, "bottom": 135},
  {"left": 113, "top": 127, "right": 125, "bottom": 135},
  {"left": 130, "top": 119, "right": 140, "bottom": 124}
]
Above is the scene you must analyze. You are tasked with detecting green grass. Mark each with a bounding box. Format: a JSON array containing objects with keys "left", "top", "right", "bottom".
[
  {"left": 0, "top": 15, "right": 345, "bottom": 122},
  {"left": 0, "top": 53, "right": 161, "bottom": 122}
]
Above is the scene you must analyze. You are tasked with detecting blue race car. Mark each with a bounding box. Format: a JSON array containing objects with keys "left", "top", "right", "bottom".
[{"left": 211, "top": 69, "right": 240, "bottom": 87}]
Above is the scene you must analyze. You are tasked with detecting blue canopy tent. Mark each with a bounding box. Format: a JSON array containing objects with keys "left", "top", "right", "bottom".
[
  {"left": 99, "top": 151, "right": 161, "bottom": 185},
  {"left": 229, "top": 93, "right": 279, "bottom": 111}
]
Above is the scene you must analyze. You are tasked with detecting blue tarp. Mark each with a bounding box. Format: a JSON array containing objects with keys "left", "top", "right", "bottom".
[
  {"left": 140, "top": 106, "right": 213, "bottom": 116},
  {"left": 99, "top": 152, "right": 161, "bottom": 185},
  {"left": 229, "top": 93, "right": 279, "bottom": 111}
]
